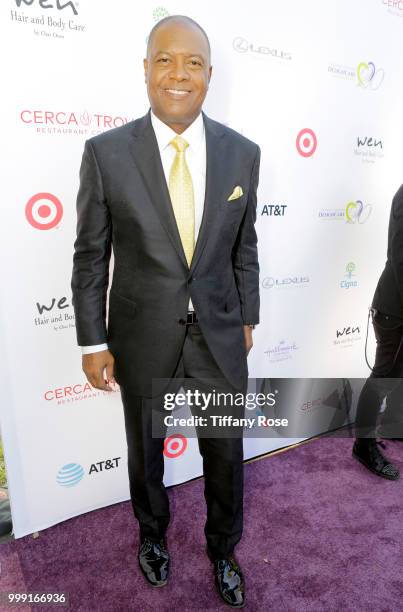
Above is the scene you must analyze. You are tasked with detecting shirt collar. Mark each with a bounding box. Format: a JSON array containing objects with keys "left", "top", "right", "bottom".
[{"left": 150, "top": 110, "right": 204, "bottom": 153}]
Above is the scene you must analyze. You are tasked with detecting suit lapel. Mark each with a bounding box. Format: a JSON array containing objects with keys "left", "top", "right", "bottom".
[
  {"left": 190, "top": 113, "right": 226, "bottom": 273},
  {"left": 128, "top": 111, "right": 188, "bottom": 269}
]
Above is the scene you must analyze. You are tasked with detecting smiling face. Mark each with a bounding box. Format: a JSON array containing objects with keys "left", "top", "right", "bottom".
[{"left": 144, "top": 19, "right": 212, "bottom": 133}]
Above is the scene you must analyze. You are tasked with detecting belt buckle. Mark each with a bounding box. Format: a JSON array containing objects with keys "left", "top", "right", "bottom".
[{"left": 187, "top": 311, "right": 197, "bottom": 325}]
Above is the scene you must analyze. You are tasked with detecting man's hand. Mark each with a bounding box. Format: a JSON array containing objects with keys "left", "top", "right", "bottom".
[
  {"left": 82, "top": 350, "right": 115, "bottom": 392},
  {"left": 243, "top": 326, "right": 254, "bottom": 355}
]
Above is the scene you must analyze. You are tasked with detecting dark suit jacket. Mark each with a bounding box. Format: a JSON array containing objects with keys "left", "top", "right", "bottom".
[
  {"left": 71, "top": 111, "right": 260, "bottom": 396},
  {"left": 373, "top": 184, "right": 403, "bottom": 318}
]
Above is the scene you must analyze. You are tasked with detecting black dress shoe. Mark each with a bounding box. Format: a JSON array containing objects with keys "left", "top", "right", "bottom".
[
  {"left": 352, "top": 439, "right": 400, "bottom": 480},
  {"left": 138, "top": 537, "right": 169, "bottom": 587},
  {"left": 213, "top": 556, "right": 245, "bottom": 608}
]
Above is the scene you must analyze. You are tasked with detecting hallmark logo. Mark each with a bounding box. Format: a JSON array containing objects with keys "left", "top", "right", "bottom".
[
  {"left": 14, "top": 0, "right": 78, "bottom": 14},
  {"left": 264, "top": 340, "right": 299, "bottom": 363},
  {"left": 334, "top": 325, "right": 361, "bottom": 348},
  {"left": 261, "top": 204, "right": 287, "bottom": 217},
  {"left": 354, "top": 136, "right": 384, "bottom": 163}
]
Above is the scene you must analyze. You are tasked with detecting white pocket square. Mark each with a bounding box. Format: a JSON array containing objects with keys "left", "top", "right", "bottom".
[{"left": 227, "top": 186, "right": 243, "bottom": 201}]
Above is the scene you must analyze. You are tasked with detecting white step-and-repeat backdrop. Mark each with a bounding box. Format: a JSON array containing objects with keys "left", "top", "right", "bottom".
[{"left": 1, "top": 0, "right": 403, "bottom": 537}]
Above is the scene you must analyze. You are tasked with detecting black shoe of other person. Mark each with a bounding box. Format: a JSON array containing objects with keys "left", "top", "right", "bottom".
[{"left": 352, "top": 439, "right": 400, "bottom": 480}]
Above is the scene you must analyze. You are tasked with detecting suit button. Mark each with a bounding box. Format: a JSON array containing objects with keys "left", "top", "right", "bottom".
[{"left": 178, "top": 318, "right": 186, "bottom": 325}]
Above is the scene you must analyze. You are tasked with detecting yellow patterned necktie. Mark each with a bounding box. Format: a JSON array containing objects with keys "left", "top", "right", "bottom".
[{"left": 168, "top": 135, "right": 195, "bottom": 267}]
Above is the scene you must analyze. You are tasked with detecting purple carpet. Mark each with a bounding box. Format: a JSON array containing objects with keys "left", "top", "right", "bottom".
[{"left": 1, "top": 437, "right": 403, "bottom": 612}]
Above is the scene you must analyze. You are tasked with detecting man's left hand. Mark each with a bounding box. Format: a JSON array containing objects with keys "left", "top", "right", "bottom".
[{"left": 243, "top": 325, "right": 254, "bottom": 355}]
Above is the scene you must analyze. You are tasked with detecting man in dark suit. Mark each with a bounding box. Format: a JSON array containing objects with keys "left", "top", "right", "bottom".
[
  {"left": 353, "top": 185, "right": 403, "bottom": 480},
  {"left": 71, "top": 15, "right": 260, "bottom": 608}
]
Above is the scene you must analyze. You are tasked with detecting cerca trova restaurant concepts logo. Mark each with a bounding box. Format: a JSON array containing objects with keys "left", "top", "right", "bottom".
[{"left": 20, "top": 109, "right": 131, "bottom": 136}]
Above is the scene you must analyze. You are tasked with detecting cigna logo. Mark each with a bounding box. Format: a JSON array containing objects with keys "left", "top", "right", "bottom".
[
  {"left": 15, "top": 0, "right": 78, "bottom": 15},
  {"left": 340, "top": 262, "right": 359, "bottom": 289},
  {"left": 25, "top": 193, "right": 63, "bottom": 230},
  {"left": 345, "top": 200, "right": 372, "bottom": 224},
  {"left": 357, "top": 61, "right": 385, "bottom": 90}
]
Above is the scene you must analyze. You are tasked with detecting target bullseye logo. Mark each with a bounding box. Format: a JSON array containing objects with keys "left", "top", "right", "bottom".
[
  {"left": 25, "top": 192, "right": 63, "bottom": 230},
  {"left": 296, "top": 128, "right": 317, "bottom": 158},
  {"left": 164, "top": 434, "right": 188, "bottom": 458}
]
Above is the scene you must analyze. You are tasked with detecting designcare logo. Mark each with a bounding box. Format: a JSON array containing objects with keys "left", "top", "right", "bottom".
[
  {"left": 56, "top": 457, "right": 121, "bottom": 488},
  {"left": 296, "top": 128, "right": 317, "bottom": 158},
  {"left": 328, "top": 59, "right": 385, "bottom": 90},
  {"left": 232, "top": 36, "right": 292, "bottom": 61},
  {"left": 261, "top": 204, "right": 287, "bottom": 217},
  {"left": 357, "top": 61, "right": 385, "bottom": 90},
  {"left": 340, "top": 262, "right": 358, "bottom": 289},
  {"left": 262, "top": 275, "right": 310, "bottom": 290},
  {"left": 318, "top": 199, "right": 372, "bottom": 224},
  {"left": 25, "top": 193, "right": 63, "bottom": 230},
  {"left": 44, "top": 381, "right": 120, "bottom": 404},
  {"left": 345, "top": 200, "right": 372, "bottom": 224},
  {"left": 20, "top": 109, "right": 131, "bottom": 136}
]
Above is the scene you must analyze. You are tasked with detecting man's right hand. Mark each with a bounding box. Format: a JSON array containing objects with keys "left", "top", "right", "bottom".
[{"left": 82, "top": 350, "right": 115, "bottom": 392}]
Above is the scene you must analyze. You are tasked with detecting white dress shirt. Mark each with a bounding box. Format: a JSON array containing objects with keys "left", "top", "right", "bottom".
[{"left": 81, "top": 111, "right": 207, "bottom": 354}]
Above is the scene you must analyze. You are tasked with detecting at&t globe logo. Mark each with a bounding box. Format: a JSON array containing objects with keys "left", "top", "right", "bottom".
[
  {"left": 296, "top": 128, "right": 317, "bottom": 158},
  {"left": 25, "top": 192, "right": 63, "bottom": 230},
  {"left": 56, "top": 463, "right": 84, "bottom": 487}
]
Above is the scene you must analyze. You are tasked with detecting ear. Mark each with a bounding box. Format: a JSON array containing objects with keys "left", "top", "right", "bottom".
[
  {"left": 143, "top": 58, "right": 148, "bottom": 84},
  {"left": 207, "top": 65, "right": 213, "bottom": 84}
]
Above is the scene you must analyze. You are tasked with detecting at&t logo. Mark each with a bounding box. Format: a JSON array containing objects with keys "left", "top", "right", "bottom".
[
  {"left": 56, "top": 463, "right": 84, "bottom": 487},
  {"left": 25, "top": 192, "right": 63, "bottom": 230},
  {"left": 296, "top": 128, "right": 317, "bottom": 158}
]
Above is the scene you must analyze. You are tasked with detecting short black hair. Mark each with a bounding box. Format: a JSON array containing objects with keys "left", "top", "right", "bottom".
[{"left": 146, "top": 15, "right": 211, "bottom": 60}]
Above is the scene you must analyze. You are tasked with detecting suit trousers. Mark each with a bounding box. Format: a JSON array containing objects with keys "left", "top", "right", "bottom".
[
  {"left": 355, "top": 311, "right": 403, "bottom": 438},
  {"left": 120, "top": 322, "right": 245, "bottom": 559}
]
